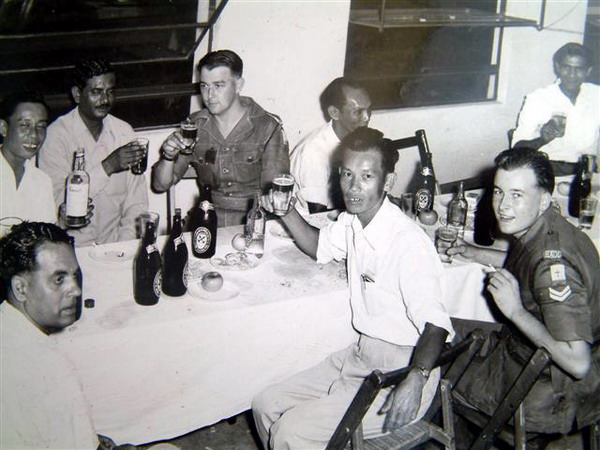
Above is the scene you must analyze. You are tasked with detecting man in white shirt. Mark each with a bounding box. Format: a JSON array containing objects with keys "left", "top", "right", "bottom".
[
  {"left": 291, "top": 77, "right": 371, "bottom": 214},
  {"left": 512, "top": 43, "right": 599, "bottom": 175},
  {"left": 253, "top": 127, "right": 453, "bottom": 449},
  {"left": 39, "top": 59, "right": 148, "bottom": 246},
  {"left": 0, "top": 222, "right": 103, "bottom": 449},
  {"left": 0, "top": 92, "right": 57, "bottom": 231}
]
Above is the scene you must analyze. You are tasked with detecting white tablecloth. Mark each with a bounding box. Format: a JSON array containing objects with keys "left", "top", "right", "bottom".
[{"left": 55, "top": 218, "right": 495, "bottom": 445}]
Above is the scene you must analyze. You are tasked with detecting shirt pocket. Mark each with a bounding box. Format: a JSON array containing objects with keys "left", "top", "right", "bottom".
[{"left": 232, "top": 145, "right": 261, "bottom": 184}]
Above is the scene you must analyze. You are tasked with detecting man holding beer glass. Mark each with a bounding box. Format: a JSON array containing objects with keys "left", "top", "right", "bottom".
[
  {"left": 152, "top": 50, "right": 290, "bottom": 227},
  {"left": 252, "top": 127, "right": 453, "bottom": 449}
]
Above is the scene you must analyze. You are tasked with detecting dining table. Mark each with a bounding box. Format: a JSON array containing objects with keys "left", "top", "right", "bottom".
[{"left": 55, "top": 206, "right": 504, "bottom": 445}]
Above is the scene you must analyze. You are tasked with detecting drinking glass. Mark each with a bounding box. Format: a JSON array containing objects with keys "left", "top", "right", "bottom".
[
  {"left": 131, "top": 137, "right": 149, "bottom": 175},
  {"left": 400, "top": 193, "right": 415, "bottom": 219},
  {"left": 0, "top": 216, "right": 23, "bottom": 237},
  {"left": 435, "top": 226, "right": 458, "bottom": 263},
  {"left": 579, "top": 196, "right": 597, "bottom": 230},
  {"left": 272, "top": 174, "right": 295, "bottom": 215},
  {"left": 179, "top": 120, "right": 198, "bottom": 155},
  {"left": 551, "top": 112, "right": 567, "bottom": 138}
]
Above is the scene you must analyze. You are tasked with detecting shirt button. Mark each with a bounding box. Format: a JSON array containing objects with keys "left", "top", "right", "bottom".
[
  {"left": 226, "top": 193, "right": 232, "bottom": 197},
  {"left": 222, "top": 168, "right": 230, "bottom": 174},
  {"left": 227, "top": 182, "right": 233, "bottom": 187},
  {"left": 247, "top": 156, "right": 254, "bottom": 162},
  {"left": 223, "top": 147, "right": 229, "bottom": 152}
]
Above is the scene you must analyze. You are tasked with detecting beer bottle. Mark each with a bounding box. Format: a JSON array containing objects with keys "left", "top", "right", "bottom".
[
  {"left": 65, "top": 148, "right": 89, "bottom": 228},
  {"left": 447, "top": 181, "right": 467, "bottom": 237},
  {"left": 192, "top": 184, "right": 217, "bottom": 258},
  {"left": 568, "top": 154, "right": 592, "bottom": 218},
  {"left": 162, "top": 208, "right": 188, "bottom": 296},
  {"left": 414, "top": 152, "right": 436, "bottom": 213},
  {"left": 134, "top": 220, "right": 161, "bottom": 305},
  {"left": 245, "top": 194, "right": 265, "bottom": 258}
]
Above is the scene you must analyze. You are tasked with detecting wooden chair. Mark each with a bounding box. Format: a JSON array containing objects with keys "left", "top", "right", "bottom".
[
  {"left": 326, "top": 329, "right": 486, "bottom": 450},
  {"left": 456, "top": 347, "right": 598, "bottom": 450}
]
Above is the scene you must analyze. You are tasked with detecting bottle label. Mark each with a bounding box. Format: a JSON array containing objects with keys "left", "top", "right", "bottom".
[
  {"left": 193, "top": 227, "right": 212, "bottom": 253},
  {"left": 66, "top": 183, "right": 89, "bottom": 217},
  {"left": 146, "top": 244, "right": 158, "bottom": 254},
  {"left": 415, "top": 188, "right": 432, "bottom": 211},
  {"left": 200, "top": 200, "right": 214, "bottom": 212},
  {"left": 174, "top": 235, "right": 184, "bottom": 249},
  {"left": 182, "top": 261, "right": 189, "bottom": 287},
  {"left": 153, "top": 271, "right": 162, "bottom": 298}
]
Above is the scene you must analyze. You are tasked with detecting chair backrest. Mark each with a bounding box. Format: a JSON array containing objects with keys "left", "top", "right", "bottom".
[
  {"left": 166, "top": 165, "right": 196, "bottom": 232},
  {"left": 326, "top": 329, "right": 486, "bottom": 450}
]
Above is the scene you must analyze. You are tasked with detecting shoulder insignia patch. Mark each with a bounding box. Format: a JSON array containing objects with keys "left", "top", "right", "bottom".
[
  {"left": 548, "top": 286, "right": 572, "bottom": 302},
  {"left": 550, "top": 264, "right": 566, "bottom": 282},
  {"left": 544, "top": 250, "right": 562, "bottom": 259}
]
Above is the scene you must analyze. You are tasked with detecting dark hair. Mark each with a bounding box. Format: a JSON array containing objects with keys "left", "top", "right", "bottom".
[
  {"left": 337, "top": 127, "right": 398, "bottom": 175},
  {"left": 0, "top": 222, "right": 72, "bottom": 299},
  {"left": 197, "top": 50, "right": 243, "bottom": 77},
  {"left": 553, "top": 42, "right": 593, "bottom": 68},
  {"left": 0, "top": 90, "right": 48, "bottom": 122},
  {"left": 494, "top": 148, "right": 555, "bottom": 194},
  {"left": 71, "top": 59, "right": 114, "bottom": 89},
  {"left": 320, "top": 77, "right": 368, "bottom": 112}
]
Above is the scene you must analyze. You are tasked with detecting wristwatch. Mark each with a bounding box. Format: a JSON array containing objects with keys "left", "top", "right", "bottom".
[
  {"left": 415, "top": 366, "right": 431, "bottom": 378},
  {"left": 161, "top": 149, "right": 176, "bottom": 162}
]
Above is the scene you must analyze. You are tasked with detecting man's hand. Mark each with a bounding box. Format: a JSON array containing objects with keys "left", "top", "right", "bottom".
[
  {"left": 444, "top": 237, "right": 477, "bottom": 260},
  {"left": 161, "top": 130, "right": 190, "bottom": 161},
  {"left": 259, "top": 191, "right": 297, "bottom": 217},
  {"left": 102, "top": 141, "right": 146, "bottom": 176},
  {"left": 58, "top": 198, "right": 94, "bottom": 229},
  {"left": 379, "top": 370, "right": 426, "bottom": 432},
  {"left": 540, "top": 118, "right": 563, "bottom": 144},
  {"left": 486, "top": 268, "right": 524, "bottom": 320}
]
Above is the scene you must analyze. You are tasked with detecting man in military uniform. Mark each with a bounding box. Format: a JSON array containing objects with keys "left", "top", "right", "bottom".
[
  {"left": 451, "top": 148, "right": 599, "bottom": 436},
  {"left": 152, "top": 49, "right": 290, "bottom": 227}
]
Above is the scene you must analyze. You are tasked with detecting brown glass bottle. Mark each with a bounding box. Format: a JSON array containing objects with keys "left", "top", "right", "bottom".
[
  {"left": 568, "top": 155, "right": 592, "bottom": 218},
  {"left": 162, "top": 208, "right": 188, "bottom": 296},
  {"left": 134, "top": 220, "right": 161, "bottom": 305},
  {"left": 414, "top": 152, "right": 436, "bottom": 213},
  {"left": 192, "top": 184, "right": 217, "bottom": 258}
]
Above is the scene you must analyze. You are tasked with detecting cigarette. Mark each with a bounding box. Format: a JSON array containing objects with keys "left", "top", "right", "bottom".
[{"left": 483, "top": 264, "right": 497, "bottom": 273}]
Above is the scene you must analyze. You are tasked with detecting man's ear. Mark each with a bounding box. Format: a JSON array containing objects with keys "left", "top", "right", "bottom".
[
  {"left": 539, "top": 191, "right": 552, "bottom": 215},
  {"left": 10, "top": 275, "right": 29, "bottom": 304},
  {"left": 328, "top": 106, "right": 340, "bottom": 121},
  {"left": 384, "top": 173, "right": 397, "bottom": 193},
  {"left": 71, "top": 86, "right": 81, "bottom": 104},
  {"left": 0, "top": 119, "right": 8, "bottom": 139},
  {"left": 235, "top": 77, "right": 245, "bottom": 94}
]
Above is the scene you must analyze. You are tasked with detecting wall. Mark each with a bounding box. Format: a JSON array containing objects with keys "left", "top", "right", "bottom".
[{"left": 148, "top": 0, "right": 589, "bottom": 227}]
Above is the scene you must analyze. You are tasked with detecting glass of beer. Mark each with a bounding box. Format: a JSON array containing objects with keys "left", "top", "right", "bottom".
[
  {"left": 435, "top": 226, "right": 458, "bottom": 263},
  {"left": 272, "top": 174, "right": 295, "bottom": 215},
  {"left": 579, "top": 196, "right": 597, "bottom": 230},
  {"left": 131, "top": 137, "right": 149, "bottom": 175},
  {"left": 180, "top": 120, "right": 198, "bottom": 155}
]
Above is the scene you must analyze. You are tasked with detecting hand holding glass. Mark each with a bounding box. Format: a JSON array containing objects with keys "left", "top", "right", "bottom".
[
  {"left": 551, "top": 112, "right": 567, "bottom": 138},
  {"left": 131, "top": 137, "right": 149, "bottom": 175},
  {"left": 435, "top": 226, "right": 458, "bottom": 263},
  {"left": 272, "top": 174, "right": 295, "bottom": 215}
]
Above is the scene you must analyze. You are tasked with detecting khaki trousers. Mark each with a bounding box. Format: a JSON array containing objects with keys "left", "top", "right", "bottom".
[{"left": 252, "top": 334, "right": 440, "bottom": 450}]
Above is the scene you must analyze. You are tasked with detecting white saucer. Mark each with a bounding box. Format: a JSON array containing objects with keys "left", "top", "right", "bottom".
[
  {"left": 89, "top": 247, "right": 134, "bottom": 263},
  {"left": 187, "top": 278, "right": 240, "bottom": 301}
]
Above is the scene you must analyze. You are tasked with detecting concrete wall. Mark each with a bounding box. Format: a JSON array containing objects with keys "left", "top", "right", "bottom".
[{"left": 146, "top": 0, "right": 590, "bottom": 229}]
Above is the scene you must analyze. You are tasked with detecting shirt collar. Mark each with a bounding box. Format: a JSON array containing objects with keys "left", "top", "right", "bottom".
[{"left": 348, "top": 196, "right": 398, "bottom": 251}]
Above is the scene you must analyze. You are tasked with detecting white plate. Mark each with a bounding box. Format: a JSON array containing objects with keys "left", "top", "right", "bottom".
[
  {"left": 210, "top": 252, "right": 261, "bottom": 271},
  {"left": 187, "top": 278, "right": 240, "bottom": 301},
  {"left": 89, "top": 247, "right": 134, "bottom": 263}
]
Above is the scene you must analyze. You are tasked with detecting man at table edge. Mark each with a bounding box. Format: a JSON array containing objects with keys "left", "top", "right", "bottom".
[
  {"left": 0, "top": 221, "right": 138, "bottom": 449},
  {"left": 152, "top": 49, "right": 290, "bottom": 227},
  {"left": 252, "top": 127, "right": 454, "bottom": 448},
  {"left": 449, "top": 148, "right": 599, "bottom": 433}
]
